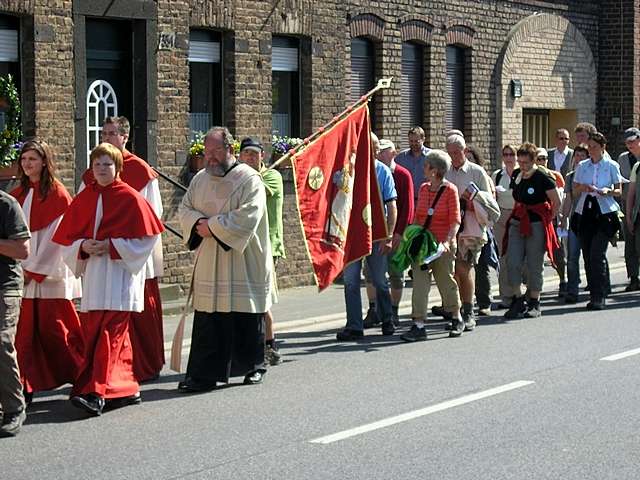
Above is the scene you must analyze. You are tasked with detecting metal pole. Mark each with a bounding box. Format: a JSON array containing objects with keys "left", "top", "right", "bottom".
[
  {"left": 152, "top": 166, "right": 187, "bottom": 192},
  {"left": 162, "top": 222, "right": 183, "bottom": 240},
  {"left": 268, "top": 77, "right": 393, "bottom": 170}
]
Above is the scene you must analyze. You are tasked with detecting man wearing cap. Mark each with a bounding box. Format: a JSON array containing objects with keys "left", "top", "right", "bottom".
[
  {"left": 336, "top": 134, "right": 398, "bottom": 341},
  {"left": 621, "top": 127, "right": 640, "bottom": 291},
  {"left": 547, "top": 129, "right": 573, "bottom": 178},
  {"left": 238, "top": 137, "right": 285, "bottom": 365},
  {"left": 177, "top": 127, "right": 274, "bottom": 391},
  {"left": 363, "top": 139, "right": 414, "bottom": 327}
]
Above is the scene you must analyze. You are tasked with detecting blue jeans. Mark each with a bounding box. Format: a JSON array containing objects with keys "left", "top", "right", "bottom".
[
  {"left": 566, "top": 229, "right": 581, "bottom": 296},
  {"left": 343, "top": 244, "right": 392, "bottom": 331}
]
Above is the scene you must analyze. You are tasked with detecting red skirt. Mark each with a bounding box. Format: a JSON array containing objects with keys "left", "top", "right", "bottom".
[
  {"left": 16, "top": 298, "right": 84, "bottom": 394},
  {"left": 71, "top": 311, "right": 139, "bottom": 399},
  {"left": 129, "top": 278, "right": 165, "bottom": 381}
]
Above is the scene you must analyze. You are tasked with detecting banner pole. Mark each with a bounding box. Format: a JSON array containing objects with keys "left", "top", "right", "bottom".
[{"left": 268, "top": 77, "right": 393, "bottom": 170}]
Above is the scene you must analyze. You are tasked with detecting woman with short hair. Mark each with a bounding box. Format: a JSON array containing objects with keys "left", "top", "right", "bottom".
[
  {"left": 10, "top": 139, "right": 84, "bottom": 405},
  {"left": 503, "top": 142, "right": 561, "bottom": 319},
  {"left": 572, "top": 132, "right": 623, "bottom": 310},
  {"left": 53, "top": 143, "right": 164, "bottom": 416},
  {"left": 401, "top": 149, "right": 464, "bottom": 341}
]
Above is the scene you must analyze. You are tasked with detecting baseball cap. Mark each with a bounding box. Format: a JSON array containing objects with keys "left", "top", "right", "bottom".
[
  {"left": 378, "top": 139, "right": 395, "bottom": 151},
  {"left": 624, "top": 127, "right": 640, "bottom": 142},
  {"left": 536, "top": 147, "right": 548, "bottom": 159},
  {"left": 240, "top": 137, "right": 263, "bottom": 152}
]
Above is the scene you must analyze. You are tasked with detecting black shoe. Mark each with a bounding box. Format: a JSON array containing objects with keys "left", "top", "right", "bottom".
[
  {"left": 586, "top": 298, "right": 605, "bottom": 311},
  {"left": 381, "top": 321, "right": 395, "bottom": 336},
  {"left": 625, "top": 278, "right": 640, "bottom": 292},
  {"left": 104, "top": 393, "right": 142, "bottom": 410},
  {"left": 400, "top": 324, "right": 427, "bottom": 342},
  {"left": 524, "top": 300, "right": 541, "bottom": 318},
  {"left": 177, "top": 378, "right": 217, "bottom": 393},
  {"left": 449, "top": 318, "right": 464, "bottom": 337},
  {"left": 0, "top": 409, "right": 26, "bottom": 437},
  {"left": 564, "top": 294, "right": 578, "bottom": 304},
  {"left": 431, "top": 305, "right": 446, "bottom": 317},
  {"left": 504, "top": 296, "right": 526, "bottom": 319},
  {"left": 71, "top": 394, "right": 105, "bottom": 416},
  {"left": 462, "top": 312, "right": 476, "bottom": 331},
  {"left": 243, "top": 370, "right": 265, "bottom": 385},
  {"left": 336, "top": 328, "right": 364, "bottom": 341},
  {"left": 362, "top": 307, "right": 381, "bottom": 328},
  {"left": 391, "top": 313, "right": 400, "bottom": 327}
]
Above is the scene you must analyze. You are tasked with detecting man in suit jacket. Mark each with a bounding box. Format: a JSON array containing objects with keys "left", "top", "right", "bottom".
[{"left": 547, "top": 128, "right": 573, "bottom": 178}]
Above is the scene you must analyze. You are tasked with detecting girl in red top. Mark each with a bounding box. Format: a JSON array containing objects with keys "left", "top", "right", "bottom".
[{"left": 10, "top": 140, "right": 84, "bottom": 405}]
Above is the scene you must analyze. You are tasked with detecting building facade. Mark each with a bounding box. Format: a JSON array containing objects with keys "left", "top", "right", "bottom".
[{"left": 0, "top": 0, "right": 638, "bottom": 288}]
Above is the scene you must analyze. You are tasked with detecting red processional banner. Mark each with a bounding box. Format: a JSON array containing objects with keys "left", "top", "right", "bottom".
[{"left": 291, "top": 104, "right": 387, "bottom": 291}]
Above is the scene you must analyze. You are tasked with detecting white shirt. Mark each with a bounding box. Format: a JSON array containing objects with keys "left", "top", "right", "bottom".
[{"left": 553, "top": 147, "right": 570, "bottom": 172}]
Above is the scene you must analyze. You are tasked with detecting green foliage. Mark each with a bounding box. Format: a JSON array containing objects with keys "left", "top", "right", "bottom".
[{"left": 0, "top": 74, "right": 22, "bottom": 168}]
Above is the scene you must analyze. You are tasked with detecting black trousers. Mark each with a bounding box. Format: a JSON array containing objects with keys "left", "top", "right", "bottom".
[
  {"left": 579, "top": 197, "right": 611, "bottom": 301},
  {"left": 186, "top": 311, "right": 266, "bottom": 384}
]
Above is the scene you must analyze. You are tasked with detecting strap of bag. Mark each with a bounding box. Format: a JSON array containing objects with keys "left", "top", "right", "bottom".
[
  {"left": 494, "top": 168, "right": 503, "bottom": 187},
  {"left": 422, "top": 184, "right": 447, "bottom": 230}
]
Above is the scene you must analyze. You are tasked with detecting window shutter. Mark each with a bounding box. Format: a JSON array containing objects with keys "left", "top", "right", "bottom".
[
  {"left": 188, "top": 40, "right": 220, "bottom": 63},
  {"left": 0, "top": 29, "right": 18, "bottom": 62},
  {"left": 272, "top": 46, "right": 298, "bottom": 72},
  {"left": 446, "top": 46, "right": 465, "bottom": 131},
  {"left": 350, "top": 39, "right": 374, "bottom": 103},
  {"left": 401, "top": 43, "right": 423, "bottom": 138}
]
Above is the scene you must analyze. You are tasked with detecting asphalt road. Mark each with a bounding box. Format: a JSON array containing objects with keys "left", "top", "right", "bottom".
[{"left": 2, "top": 250, "right": 640, "bottom": 479}]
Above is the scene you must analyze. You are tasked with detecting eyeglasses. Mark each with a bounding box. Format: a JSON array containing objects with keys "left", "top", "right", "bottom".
[
  {"left": 502, "top": 152, "right": 515, "bottom": 157},
  {"left": 558, "top": 137, "right": 570, "bottom": 141},
  {"left": 101, "top": 130, "right": 121, "bottom": 137}
]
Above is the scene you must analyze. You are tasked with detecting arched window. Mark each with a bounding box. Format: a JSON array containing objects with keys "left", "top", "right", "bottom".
[
  {"left": 351, "top": 38, "right": 376, "bottom": 126},
  {"left": 86, "top": 80, "right": 118, "bottom": 163},
  {"left": 401, "top": 42, "right": 424, "bottom": 138}
]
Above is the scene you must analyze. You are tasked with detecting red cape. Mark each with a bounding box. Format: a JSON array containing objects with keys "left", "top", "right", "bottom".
[
  {"left": 52, "top": 179, "right": 164, "bottom": 246},
  {"left": 10, "top": 180, "right": 72, "bottom": 232},
  {"left": 82, "top": 149, "right": 157, "bottom": 192}
]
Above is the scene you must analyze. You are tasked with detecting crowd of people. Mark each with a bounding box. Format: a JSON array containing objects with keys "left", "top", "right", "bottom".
[
  {"left": 1, "top": 117, "right": 639, "bottom": 439},
  {"left": 336, "top": 122, "right": 637, "bottom": 343},
  {"left": 0, "top": 120, "right": 284, "bottom": 437}
]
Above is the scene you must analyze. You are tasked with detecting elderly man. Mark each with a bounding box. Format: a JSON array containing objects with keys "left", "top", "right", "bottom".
[
  {"left": 238, "top": 137, "right": 285, "bottom": 365},
  {"left": 336, "top": 134, "right": 398, "bottom": 341},
  {"left": 547, "top": 128, "right": 573, "bottom": 178},
  {"left": 363, "top": 139, "right": 414, "bottom": 327},
  {"left": 178, "top": 127, "right": 275, "bottom": 391},
  {"left": 618, "top": 127, "right": 640, "bottom": 292},
  {"left": 395, "top": 126, "right": 430, "bottom": 203},
  {"left": 0, "top": 190, "right": 30, "bottom": 436},
  {"left": 444, "top": 134, "right": 495, "bottom": 330}
]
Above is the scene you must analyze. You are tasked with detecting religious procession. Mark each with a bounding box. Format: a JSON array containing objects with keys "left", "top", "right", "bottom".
[{"left": 2, "top": 75, "right": 640, "bottom": 439}]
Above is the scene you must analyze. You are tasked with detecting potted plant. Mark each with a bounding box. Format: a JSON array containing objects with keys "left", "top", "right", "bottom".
[{"left": 271, "top": 135, "right": 303, "bottom": 168}]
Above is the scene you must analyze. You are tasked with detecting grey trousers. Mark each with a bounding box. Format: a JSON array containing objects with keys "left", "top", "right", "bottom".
[
  {"left": 0, "top": 296, "right": 24, "bottom": 415},
  {"left": 506, "top": 220, "right": 546, "bottom": 295}
]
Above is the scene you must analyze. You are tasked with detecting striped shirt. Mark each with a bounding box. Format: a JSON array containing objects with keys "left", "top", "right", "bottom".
[{"left": 414, "top": 181, "right": 461, "bottom": 243}]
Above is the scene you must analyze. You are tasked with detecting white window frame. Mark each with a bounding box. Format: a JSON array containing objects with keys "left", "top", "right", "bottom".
[{"left": 86, "top": 79, "right": 118, "bottom": 165}]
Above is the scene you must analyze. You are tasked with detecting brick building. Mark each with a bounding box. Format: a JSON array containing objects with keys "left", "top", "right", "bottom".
[{"left": 0, "top": 0, "right": 638, "bottom": 289}]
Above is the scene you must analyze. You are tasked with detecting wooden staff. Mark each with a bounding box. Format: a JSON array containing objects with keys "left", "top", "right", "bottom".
[{"left": 268, "top": 77, "right": 393, "bottom": 170}]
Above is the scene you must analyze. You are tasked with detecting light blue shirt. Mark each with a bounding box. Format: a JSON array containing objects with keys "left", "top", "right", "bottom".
[
  {"left": 573, "top": 157, "right": 623, "bottom": 214},
  {"left": 375, "top": 159, "right": 397, "bottom": 206},
  {"left": 395, "top": 145, "right": 431, "bottom": 198}
]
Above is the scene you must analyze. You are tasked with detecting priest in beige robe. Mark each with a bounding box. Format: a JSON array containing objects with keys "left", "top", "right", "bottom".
[{"left": 178, "top": 126, "right": 275, "bottom": 393}]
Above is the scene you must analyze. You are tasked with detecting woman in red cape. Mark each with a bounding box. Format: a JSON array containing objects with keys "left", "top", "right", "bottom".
[
  {"left": 52, "top": 143, "right": 164, "bottom": 416},
  {"left": 10, "top": 139, "right": 84, "bottom": 405}
]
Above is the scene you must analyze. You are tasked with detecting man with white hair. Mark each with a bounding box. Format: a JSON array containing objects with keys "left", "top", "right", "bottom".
[{"left": 444, "top": 134, "right": 494, "bottom": 330}]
